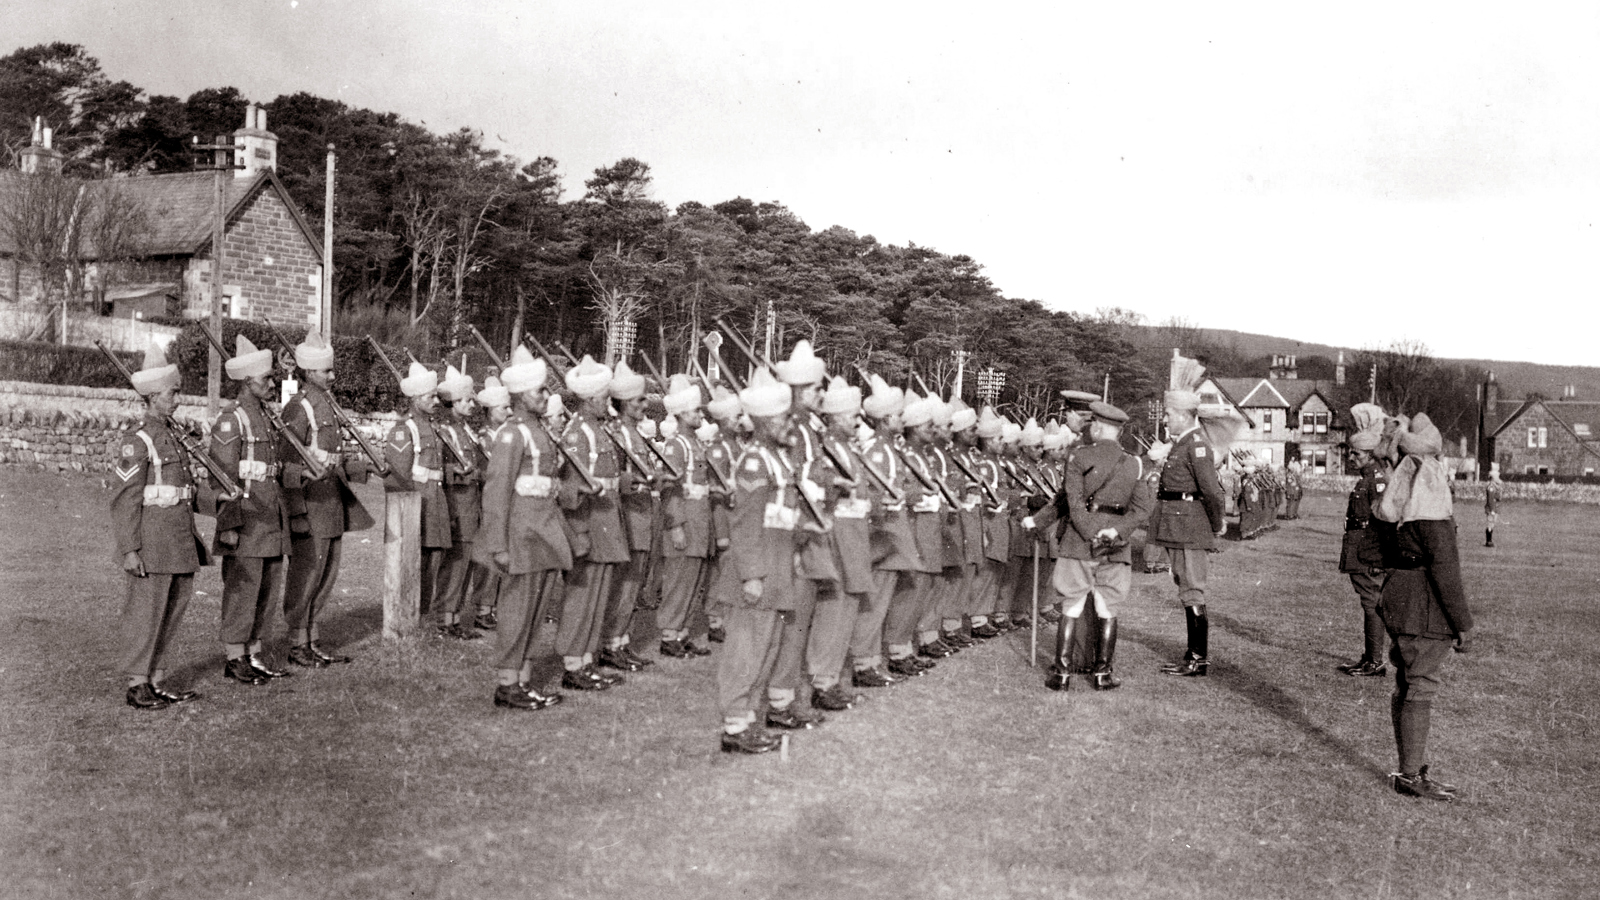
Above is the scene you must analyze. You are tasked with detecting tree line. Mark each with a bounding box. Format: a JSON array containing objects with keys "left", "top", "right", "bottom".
[{"left": 0, "top": 43, "right": 1482, "bottom": 445}]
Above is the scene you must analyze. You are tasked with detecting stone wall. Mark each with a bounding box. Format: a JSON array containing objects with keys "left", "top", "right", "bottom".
[
  {"left": 0, "top": 380, "right": 394, "bottom": 475},
  {"left": 0, "top": 381, "right": 208, "bottom": 474}
]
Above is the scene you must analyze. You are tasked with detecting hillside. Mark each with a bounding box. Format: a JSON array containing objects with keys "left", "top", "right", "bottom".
[{"left": 1131, "top": 325, "right": 1600, "bottom": 401}]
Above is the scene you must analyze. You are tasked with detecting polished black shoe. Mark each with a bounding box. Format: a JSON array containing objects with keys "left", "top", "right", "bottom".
[
  {"left": 971, "top": 622, "right": 1002, "bottom": 639},
  {"left": 707, "top": 625, "right": 726, "bottom": 644},
  {"left": 1336, "top": 657, "right": 1368, "bottom": 674},
  {"left": 683, "top": 640, "right": 713, "bottom": 657},
  {"left": 1160, "top": 656, "right": 1209, "bottom": 677},
  {"left": 767, "top": 706, "right": 824, "bottom": 730},
  {"left": 1092, "top": 668, "right": 1122, "bottom": 690},
  {"left": 561, "top": 669, "right": 610, "bottom": 691},
  {"left": 1391, "top": 769, "right": 1457, "bottom": 802},
  {"left": 811, "top": 685, "right": 860, "bottom": 711},
  {"left": 721, "top": 728, "right": 781, "bottom": 754},
  {"left": 917, "top": 640, "right": 953, "bottom": 659},
  {"left": 310, "top": 643, "right": 352, "bottom": 664},
  {"left": 1039, "top": 607, "right": 1062, "bottom": 625},
  {"left": 1347, "top": 660, "right": 1388, "bottom": 677},
  {"left": 125, "top": 683, "right": 172, "bottom": 710},
  {"left": 1009, "top": 614, "right": 1032, "bottom": 629},
  {"left": 888, "top": 656, "right": 926, "bottom": 677},
  {"left": 659, "top": 639, "right": 693, "bottom": 659},
  {"left": 523, "top": 684, "right": 564, "bottom": 708},
  {"left": 152, "top": 684, "right": 200, "bottom": 703},
  {"left": 1045, "top": 666, "right": 1071, "bottom": 692},
  {"left": 494, "top": 683, "right": 541, "bottom": 709},
  {"left": 623, "top": 646, "right": 654, "bottom": 667},
  {"left": 248, "top": 655, "right": 293, "bottom": 679},
  {"left": 225, "top": 657, "right": 268, "bottom": 685},
  {"left": 598, "top": 648, "right": 644, "bottom": 672},
  {"left": 853, "top": 667, "right": 898, "bottom": 688},
  {"left": 586, "top": 664, "right": 625, "bottom": 687},
  {"left": 475, "top": 610, "right": 498, "bottom": 631},
  {"left": 442, "top": 622, "right": 483, "bottom": 641},
  {"left": 287, "top": 644, "right": 329, "bottom": 668}
]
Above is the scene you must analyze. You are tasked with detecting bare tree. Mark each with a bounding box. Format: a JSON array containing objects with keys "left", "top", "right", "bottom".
[{"left": 0, "top": 170, "right": 147, "bottom": 339}]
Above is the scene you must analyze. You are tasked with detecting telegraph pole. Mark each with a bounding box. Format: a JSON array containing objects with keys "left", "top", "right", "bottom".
[
  {"left": 322, "top": 145, "right": 335, "bottom": 337},
  {"left": 192, "top": 135, "right": 245, "bottom": 415}
]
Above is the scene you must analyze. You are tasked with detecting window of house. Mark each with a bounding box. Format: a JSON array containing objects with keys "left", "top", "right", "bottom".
[
  {"left": 1528, "top": 427, "right": 1539, "bottom": 448},
  {"left": 1576, "top": 423, "right": 1592, "bottom": 437},
  {"left": 1539, "top": 427, "right": 1548, "bottom": 448},
  {"left": 1200, "top": 392, "right": 1220, "bottom": 407},
  {"left": 1524, "top": 465, "right": 1537, "bottom": 474},
  {"left": 1302, "top": 412, "right": 1329, "bottom": 434},
  {"left": 1539, "top": 465, "right": 1551, "bottom": 475},
  {"left": 1312, "top": 450, "right": 1327, "bottom": 473},
  {"left": 1262, "top": 411, "right": 1273, "bottom": 433}
]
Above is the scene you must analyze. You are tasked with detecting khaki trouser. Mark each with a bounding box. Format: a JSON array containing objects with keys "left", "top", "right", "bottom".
[{"left": 120, "top": 572, "right": 194, "bottom": 677}]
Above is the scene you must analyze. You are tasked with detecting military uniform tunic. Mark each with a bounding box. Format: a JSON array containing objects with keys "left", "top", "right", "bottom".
[
  {"left": 208, "top": 394, "right": 291, "bottom": 647},
  {"left": 111, "top": 414, "right": 211, "bottom": 676}
]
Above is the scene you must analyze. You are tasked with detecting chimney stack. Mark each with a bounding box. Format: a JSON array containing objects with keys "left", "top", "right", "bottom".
[
  {"left": 233, "top": 104, "right": 278, "bottom": 179},
  {"left": 1335, "top": 351, "right": 1345, "bottom": 387},
  {"left": 18, "top": 115, "right": 63, "bottom": 175}
]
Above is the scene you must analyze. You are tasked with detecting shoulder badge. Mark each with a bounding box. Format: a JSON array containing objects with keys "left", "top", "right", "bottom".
[{"left": 1194, "top": 446, "right": 1206, "bottom": 459}]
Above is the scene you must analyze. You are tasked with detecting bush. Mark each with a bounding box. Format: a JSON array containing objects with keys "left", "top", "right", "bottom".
[
  {"left": 164, "top": 319, "right": 412, "bottom": 414},
  {"left": 0, "top": 338, "right": 138, "bottom": 388}
]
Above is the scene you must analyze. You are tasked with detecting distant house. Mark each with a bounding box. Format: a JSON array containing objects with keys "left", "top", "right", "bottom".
[
  {"left": 0, "top": 106, "right": 324, "bottom": 332},
  {"left": 1479, "top": 377, "right": 1600, "bottom": 478},
  {"left": 1207, "top": 354, "right": 1348, "bottom": 474}
]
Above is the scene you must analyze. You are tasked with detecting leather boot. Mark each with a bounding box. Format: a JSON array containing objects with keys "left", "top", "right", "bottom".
[
  {"left": 1484, "top": 529, "right": 1494, "bottom": 548},
  {"left": 1162, "top": 606, "right": 1209, "bottom": 676},
  {"left": 1045, "top": 615, "right": 1077, "bottom": 691},
  {"left": 1093, "top": 617, "right": 1121, "bottom": 690}
]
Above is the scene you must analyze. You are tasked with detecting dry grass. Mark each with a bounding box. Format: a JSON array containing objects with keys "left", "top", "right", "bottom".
[{"left": 0, "top": 473, "right": 1595, "bottom": 899}]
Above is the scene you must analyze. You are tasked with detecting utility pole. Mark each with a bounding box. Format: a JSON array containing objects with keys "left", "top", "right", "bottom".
[
  {"left": 322, "top": 145, "right": 335, "bottom": 337},
  {"left": 192, "top": 134, "right": 244, "bottom": 416}
]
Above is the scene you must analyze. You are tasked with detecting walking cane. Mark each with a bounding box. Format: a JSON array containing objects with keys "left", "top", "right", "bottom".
[{"left": 1030, "top": 538, "right": 1041, "bottom": 668}]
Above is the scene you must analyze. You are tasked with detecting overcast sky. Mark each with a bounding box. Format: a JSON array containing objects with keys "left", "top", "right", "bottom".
[{"left": 6, "top": 1, "right": 1598, "bottom": 365}]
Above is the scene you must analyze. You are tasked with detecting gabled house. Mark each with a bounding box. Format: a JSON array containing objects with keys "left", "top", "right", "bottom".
[
  {"left": 0, "top": 106, "right": 324, "bottom": 332},
  {"left": 1480, "top": 378, "right": 1600, "bottom": 478},
  {"left": 1204, "top": 354, "right": 1348, "bottom": 473}
]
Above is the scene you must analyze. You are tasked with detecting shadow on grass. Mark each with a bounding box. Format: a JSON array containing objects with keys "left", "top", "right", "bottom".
[
  {"left": 1206, "top": 610, "right": 1349, "bottom": 665},
  {"left": 160, "top": 601, "right": 385, "bottom": 689},
  {"left": 1119, "top": 623, "right": 1389, "bottom": 780}
]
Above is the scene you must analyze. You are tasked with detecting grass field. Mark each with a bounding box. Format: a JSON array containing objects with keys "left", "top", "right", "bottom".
[{"left": 0, "top": 471, "right": 1595, "bottom": 899}]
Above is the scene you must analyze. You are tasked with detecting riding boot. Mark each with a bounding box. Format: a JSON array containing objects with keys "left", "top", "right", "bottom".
[
  {"left": 1093, "top": 617, "right": 1121, "bottom": 690},
  {"left": 1160, "top": 606, "right": 1196, "bottom": 672},
  {"left": 1162, "top": 605, "right": 1209, "bottom": 676},
  {"left": 1398, "top": 699, "right": 1432, "bottom": 776},
  {"left": 1045, "top": 615, "right": 1077, "bottom": 691}
]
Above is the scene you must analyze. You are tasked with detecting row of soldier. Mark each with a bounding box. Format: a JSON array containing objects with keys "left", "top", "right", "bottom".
[{"left": 107, "top": 326, "right": 1232, "bottom": 758}]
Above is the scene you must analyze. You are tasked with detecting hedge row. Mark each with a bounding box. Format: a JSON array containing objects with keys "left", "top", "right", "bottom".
[
  {"left": 165, "top": 320, "right": 409, "bottom": 414},
  {"left": 0, "top": 339, "right": 139, "bottom": 389}
]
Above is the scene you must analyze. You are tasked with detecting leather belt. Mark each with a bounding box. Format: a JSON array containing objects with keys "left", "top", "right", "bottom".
[
  {"left": 1087, "top": 501, "right": 1128, "bottom": 515},
  {"left": 595, "top": 476, "right": 620, "bottom": 492},
  {"left": 1157, "top": 490, "right": 1197, "bottom": 502},
  {"left": 412, "top": 465, "right": 444, "bottom": 483}
]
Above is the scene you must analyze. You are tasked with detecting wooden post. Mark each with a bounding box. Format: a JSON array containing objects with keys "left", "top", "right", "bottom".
[
  {"left": 383, "top": 491, "right": 422, "bottom": 640},
  {"left": 322, "top": 145, "right": 335, "bottom": 337}
]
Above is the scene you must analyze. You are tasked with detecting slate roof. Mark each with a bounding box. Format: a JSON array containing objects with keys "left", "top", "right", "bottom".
[
  {"left": 0, "top": 169, "right": 321, "bottom": 260},
  {"left": 1491, "top": 399, "right": 1600, "bottom": 454},
  {"left": 1212, "top": 377, "right": 1344, "bottom": 426}
]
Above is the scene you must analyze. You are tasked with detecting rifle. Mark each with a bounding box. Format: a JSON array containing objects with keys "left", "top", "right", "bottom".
[
  {"left": 552, "top": 340, "right": 581, "bottom": 367},
  {"left": 894, "top": 444, "right": 961, "bottom": 510},
  {"left": 688, "top": 354, "right": 720, "bottom": 398},
  {"left": 402, "top": 348, "right": 473, "bottom": 473},
  {"left": 464, "top": 325, "right": 601, "bottom": 495},
  {"left": 258, "top": 323, "right": 390, "bottom": 477},
  {"left": 627, "top": 351, "right": 685, "bottom": 480},
  {"left": 94, "top": 340, "right": 241, "bottom": 500},
  {"left": 523, "top": 334, "right": 569, "bottom": 378},
  {"left": 367, "top": 336, "right": 466, "bottom": 475},
  {"left": 197, "top": 322, "right": 327, "bottom": 481},
  {"left": 717, "top": 319, "right": 855, "bottom": 486},
  {"left": 848, "top": 444, "right": 904, "bottom": 505},
  {"left": 1001, "top": 458, "right": 1042, "bottom": 493},
  {"left": 602, "top": 423, "right": 654, "bottom": 480},
  {"left": 948, "top": 446, "right": 1002, "bottom": 507}
]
